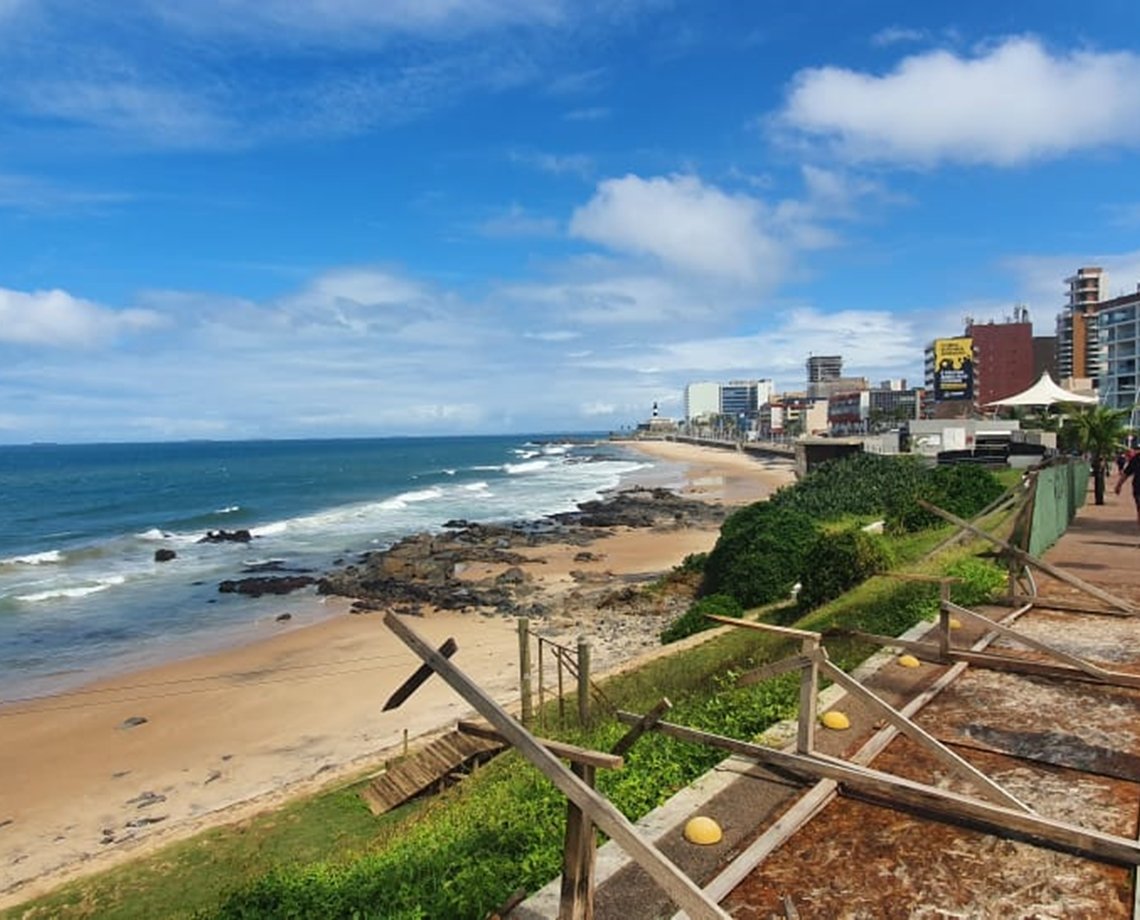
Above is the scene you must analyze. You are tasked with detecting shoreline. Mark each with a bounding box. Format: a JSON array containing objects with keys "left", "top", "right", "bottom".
[{"left": 0, "top": 439, "right": 794, "bottom": 908}]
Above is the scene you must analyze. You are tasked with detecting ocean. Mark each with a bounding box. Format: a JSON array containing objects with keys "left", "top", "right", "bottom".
[{"left": 0, "top": 435, "right": 677, "bottom": 700}]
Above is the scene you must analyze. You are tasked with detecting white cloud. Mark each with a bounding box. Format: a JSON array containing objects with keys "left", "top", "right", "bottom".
[
  {"left": 511, "top": 150, "right": 594, "bottom": 177},
  {"left": 1004, "top": 249, "right": 1140, "bottom": 307},
  {"left": 0, "top": 288, "right": 162, "bottom": 348},
  {"left": 779, "top": 37, "right": 1140, "bottom": 166},
  {"left": 580, "top": 401, "right": 616, "bottom": 416},
  {"left": 569, "top": 174, "right": 786, "bottom": 284},
  {"left": 146, "top": 0, "right": 566, "bottom": 45},
  {"left": 870, "top": 26, "right": 927, "bottom": 48},
  {"left": 478, "top": 204, "right": 560, "bottom": 238},
  {"left": 14, "top": 81, "right": 232, "bottom": 149},
  {"left": 0, "top": 173, "right": 131, "bottom": 213}
]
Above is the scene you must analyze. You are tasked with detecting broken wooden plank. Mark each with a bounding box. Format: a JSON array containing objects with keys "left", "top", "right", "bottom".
[
  {"left": 615, "top": 713, "right": 1140, "bottom": 867},
  {"left": 917, "top": 499, "right": 1137, "bottom": 614},
  {"left": 996, "top": 594, "right": 1135, "bottom": 618},
  {"left": 816, "top": 655, "right": 1030, "bottom": 812},
  {"left": 611, "top": 698, "right": 671, "bottom": 758},
  {"left": 705, "top": 615, "right": 820, "bottom": 640},
  {"left": 382, "top": 636, "right": 458, "bottom": 711},
  {"left": 737, "top": 656, "right": 812, "bottom": 688},
  {"left": 943, "top": 599, "right": 1118, "bottom": 681},
  {"left": 384, "top": 612, "right": 730, "bottom": 920},
  {"left": 457, "top": 720, "right": 623, "bottom": 770}
]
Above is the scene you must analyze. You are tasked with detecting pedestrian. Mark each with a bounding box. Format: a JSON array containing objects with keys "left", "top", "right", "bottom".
[{"left": 1113, "top": 449, "right": 1140, "bottom": 537}]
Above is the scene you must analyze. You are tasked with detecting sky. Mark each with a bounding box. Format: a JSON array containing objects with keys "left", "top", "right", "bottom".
[{"left": 2, "top": 0, "right": 1140, "bottom": 443}]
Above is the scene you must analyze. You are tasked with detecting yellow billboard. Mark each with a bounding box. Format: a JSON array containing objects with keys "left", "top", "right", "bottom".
[{"left": 933, "top": 337, "right": 974, "bottom": 401}]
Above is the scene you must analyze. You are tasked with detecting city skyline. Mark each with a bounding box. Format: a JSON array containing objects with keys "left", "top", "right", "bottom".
[{"left": 2, "top": 1, "right": 1140, "bottom": 443}]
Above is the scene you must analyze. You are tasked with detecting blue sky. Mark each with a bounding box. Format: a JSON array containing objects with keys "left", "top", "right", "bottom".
[{"left": 3, "top": 0, "right": 1140, "bottom": 442}]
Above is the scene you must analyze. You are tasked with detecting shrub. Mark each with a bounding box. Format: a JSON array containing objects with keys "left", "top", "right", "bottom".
[
  {"left": 701, "top": 503, "right": 818, "bottom": 608},
  {"left": 885, "top": 463, "right": 1006, "bottom": 533},
  {"left": 796, "top": 527, "right": 894, "bottom": 611},
  {"left": 770, "top": 453, "right": 929, "bottom": 520},
  {"left": 660, "top": 593, "right": 743, "bottom": 644}
]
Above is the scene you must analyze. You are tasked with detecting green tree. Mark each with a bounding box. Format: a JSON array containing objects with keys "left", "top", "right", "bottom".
[{"left": 1063, "top": 404, "right": 1130, "bottom": 504}]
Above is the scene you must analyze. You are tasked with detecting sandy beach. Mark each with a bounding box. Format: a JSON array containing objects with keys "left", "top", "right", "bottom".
[{"left": 0, "top": 439, "right": 794, "bottom": 908}]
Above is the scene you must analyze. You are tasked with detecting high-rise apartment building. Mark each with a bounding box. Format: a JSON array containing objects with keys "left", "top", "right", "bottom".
[
  {"left": 1057, "top": 267, "right": 1106, "bottom": 382},
  {"left": 806, "top": 355, "right": 842, "bottom": 383},
  {"left": 683, "top": 381, "right": 720, "bottom": 421},
  {"left": 1096, "top": 286, "right": 1140, "bottom": 413}
]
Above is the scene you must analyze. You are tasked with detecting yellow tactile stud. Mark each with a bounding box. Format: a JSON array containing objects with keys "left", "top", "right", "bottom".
[
  {"left": 820, "top": 710, "right": 850, "bottom": 731},
  {"left": 897, "top": 654, "right": 921, "bottom": 668},
  {"left": 948, "top": 617, "right": 962, "bottom": 629},
  {"left": 683, "top": 816, "right": 723, "bottom": 845}
]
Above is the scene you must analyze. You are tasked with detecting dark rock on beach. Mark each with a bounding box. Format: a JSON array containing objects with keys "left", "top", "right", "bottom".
[
  {"left": 318, "top": 486, "right": 724, "bottom": 620},
  {"left": 199, "top": 529, "right": 253, "bottom": 544},
  {"left": 218, "top": 575, "right": 316, "bottom": 597},
  {"left": 154, "top": 548, "right": 177, "bottom": 562}
]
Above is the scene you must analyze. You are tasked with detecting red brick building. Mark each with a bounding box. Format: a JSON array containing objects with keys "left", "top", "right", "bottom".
[{"left": 966, "top": 316, "right": 1035, "bottom": 406}]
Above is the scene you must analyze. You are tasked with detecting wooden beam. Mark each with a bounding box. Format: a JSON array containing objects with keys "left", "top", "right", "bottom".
[
  {"left": 737, "top": 656, "right": 812, "bottom": 688},
  {"left": 560, "top": 761, "right": 597, "bottom": 920},
  {"left": 942, "top": 600, "right": 1118, "bottom": 681},
  {"left": 611, "top": 698, "right": 671, "bottom": 758},
  {"left": 615, "top": 712, "right": 1140, "bottom": 867},
  {"left": 816, "top": 656, "right": 1029, "bottom": 812},
  {"left": 384, "top": 612, "right": 730, "bottom": 920},
  {"left": 797, "top": 638, "right": 819, "bottom": 755},
  {"left": 705, "top": 615, "right": 820, "bottom": 640},
  {"left": 382, "top": 637, "right": 458, "bottom": 711},
  {"left": 879, "top": 573, "right": 962, "bottom": 585},
  {"left": 456, "top": 721, "right": 624, "bottom": 770},
  {"left": 995, "top": 594, "right": 1135, "bottom": 618},
  {"left": 946, "top": 649, "right": 1140, "bottom": 689},
  {"left": 921, "top": 487, "right": 1020, "bottom": 560},
  {"left": 917, "top": 499, "right": 1137, "bottom": 614}
]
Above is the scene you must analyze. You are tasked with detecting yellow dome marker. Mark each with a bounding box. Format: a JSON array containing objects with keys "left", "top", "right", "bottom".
[
  {"left": 820, "top": 710, "right": 850, "bottom": 731},
  {"left": 897, "top": 654, "right": 921, "bottom": 668},
  {"left": 683, "top": 816, "right": 723, "bottom": 845},
  {"left": 948, "top": 617, "right": 962, "bottom": 629}
]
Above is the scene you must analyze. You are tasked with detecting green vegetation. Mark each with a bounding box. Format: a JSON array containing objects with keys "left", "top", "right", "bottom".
[
  {"left": 659, "top": 593, "right": 743, "bottom": 644},
  {"left": 1062, "top": 404, "right": 1130, "bottom": 504},
  {"left": 6, "top": 455, "right": 1019, "bottom": 920}
]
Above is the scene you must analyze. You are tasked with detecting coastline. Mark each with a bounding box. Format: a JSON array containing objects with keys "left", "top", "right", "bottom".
[{"left": 0, "top": 439, "right": 794, "bottom": 908}]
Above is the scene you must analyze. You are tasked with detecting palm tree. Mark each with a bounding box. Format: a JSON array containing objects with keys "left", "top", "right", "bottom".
[{"left": 1063, "top": 405, "right": 1130, "bottom": 504}]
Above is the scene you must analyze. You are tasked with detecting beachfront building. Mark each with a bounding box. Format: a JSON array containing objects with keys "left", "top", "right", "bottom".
[
  {"left": 759, "top": 395, "right": 828, "bottom": 439},
  {"left": 1096, "top": 285, "right": 1140, "bottom": 419},
  {"left": 683, "top": 378, "right": 774, "bottom": 437},
  {"left": 966, "top": 311, "right": 1035, "bottom": 406},
  {"left": 827, "top": 383, "right": 923, "bottom": 435},
  {"left": 1057, "top": 266, "right": 1106, "bottom": 385},
  {"left": 683, "top": 381, "right": 720, "bottom": 423}
]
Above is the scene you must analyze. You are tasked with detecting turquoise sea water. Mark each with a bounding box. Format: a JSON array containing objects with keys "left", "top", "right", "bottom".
[{"left": 0, "top": 436, "right": 671, "bottom": 699}]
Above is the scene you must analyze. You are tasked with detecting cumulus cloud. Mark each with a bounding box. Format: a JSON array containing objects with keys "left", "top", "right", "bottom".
[
  {"left": 0, "top": 288, "right": 162, "bottom": 348},
  {"left": 569, "top": 174, "right": 787, "bottom": 284},
  {"left": 779, "top": 37, "right": 1140, "bottom": 166}
]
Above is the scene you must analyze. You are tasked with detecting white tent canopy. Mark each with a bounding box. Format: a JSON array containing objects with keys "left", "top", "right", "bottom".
[{"left": 985, "top": 371, "right": 1099, "bottom": 408}]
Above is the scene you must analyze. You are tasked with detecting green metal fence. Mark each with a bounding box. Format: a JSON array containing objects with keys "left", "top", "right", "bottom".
[{"left": 1027, "top": 459, "right": 1090, "bottom": 558}]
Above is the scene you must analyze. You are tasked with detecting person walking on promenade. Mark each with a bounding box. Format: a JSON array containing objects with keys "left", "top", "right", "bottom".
[{"left": 1113, "top": 449, "right": 1140, "bottom": 534}]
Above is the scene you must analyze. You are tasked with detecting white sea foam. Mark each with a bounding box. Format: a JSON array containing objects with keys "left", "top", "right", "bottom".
[
  {"left": 379, "top": 487, "right": 445, "bottom": 510},
  {"left": 2, "top": 550, "right": 63, "bottom": 566},
  {"left": 136, "top": 528, "right": 168, "bottom": 541},
  {"left": 16, "top": 574, "right": 126, "bottom": 603},
  {"left": 505, "top": 460, "right": 551, "bottom": 474},
  {"left": 462, "top": 481, "right": 490, "bottom": 492},
  {"left": 251, "top": 521, "right": 289, "bottom": 537},
  {"left": 215, "top": 505, "right": 241, "bottom": 514}
]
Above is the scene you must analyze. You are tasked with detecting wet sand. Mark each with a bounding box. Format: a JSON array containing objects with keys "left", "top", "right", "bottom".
[{"left": 0, "top": 438, "right": 794, "bottom": 907}]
